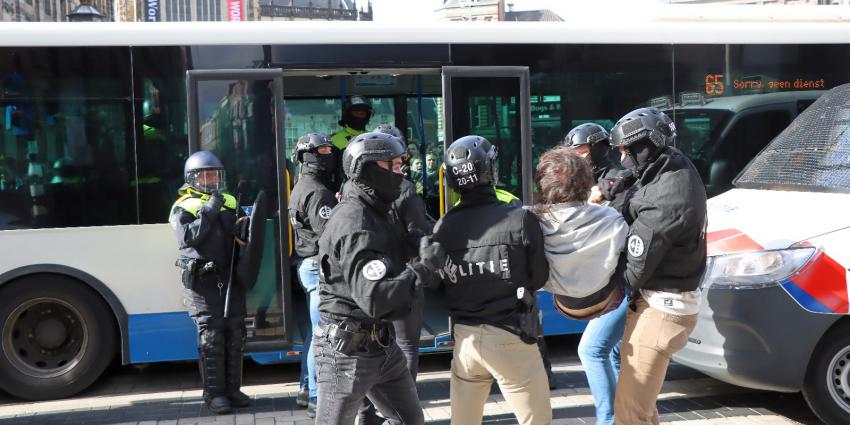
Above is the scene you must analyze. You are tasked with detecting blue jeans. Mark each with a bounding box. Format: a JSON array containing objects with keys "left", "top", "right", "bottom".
[
  {"left": 297, "top": 258, "right": 321, "bottom": 400},
  {"left": 577, "top": 297, "right": 628, "bottom": 425}
]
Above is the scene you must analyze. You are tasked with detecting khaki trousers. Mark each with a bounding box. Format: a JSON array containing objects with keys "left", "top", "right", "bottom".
[
  {"left": 450, "top": 323, "right": 552, "bottom": 425},
  {"left": 614, "top": 297, "right": 698, "bottom": 425}
]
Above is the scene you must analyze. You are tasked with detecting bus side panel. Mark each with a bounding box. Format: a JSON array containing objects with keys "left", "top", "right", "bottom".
[{"left": 128, "top": 312, "right": 198, "bottom": 363}]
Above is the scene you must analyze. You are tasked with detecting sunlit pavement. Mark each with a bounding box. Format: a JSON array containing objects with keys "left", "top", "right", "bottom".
[{"left": 0, "top": 336, "right": 821, "bottom": 425}]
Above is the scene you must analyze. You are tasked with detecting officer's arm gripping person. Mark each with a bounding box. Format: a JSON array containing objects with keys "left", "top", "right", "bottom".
[
  {"left": 433, "top": 136, "right": 552, "bottom": 425},
  {"left": 315, "top": 131, "right": 446, "bottom": 425},
  {"left": 170, "top": 151, "right": 251, "bottom": 415},
  {"left": 607, "top": 108, "right": 707, "bottom": 425}
]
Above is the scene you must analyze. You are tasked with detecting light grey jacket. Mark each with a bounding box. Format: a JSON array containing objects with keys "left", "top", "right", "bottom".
[{"left": 533, "top": 202, "right": 628, "bottom": 299}]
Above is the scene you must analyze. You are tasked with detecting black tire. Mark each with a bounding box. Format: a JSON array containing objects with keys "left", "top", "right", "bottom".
[
  {"left": 0, "top": 274, "right": 117, "bottom": 400},
  {"left": 803, "top": 321, "right": 850, "bottom": 425}
]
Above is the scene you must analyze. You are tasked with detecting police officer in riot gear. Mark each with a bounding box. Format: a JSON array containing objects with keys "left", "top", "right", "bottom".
[
  {"left": 170, "top": 151, "right": 250, "bottom": 414},
  {"left": 566, "top": 123, "right": 634, "bottom": 208},
  {"left": 356, "top": 124, "right": 433, "bottom": 425},
  {"left": 433, "top": 135, "right": 552, "bottom": 425},
  {"left": 331, "top": 95, "right": 373, "bottom": 150},
  {"left": 288, "top": 133, "right": 338, "bottom": 417},
  {"left": 608, "top": 108, "right": 706, "bottom": 425},
  {"left": 315, "top": 131, "right": 445, "bottom": 425},
  {"left": 329, "top": 95, "right": 373, "bottom": 191},
  {"left": 565, "top": 123, "right": 620, "bottom": 183}
]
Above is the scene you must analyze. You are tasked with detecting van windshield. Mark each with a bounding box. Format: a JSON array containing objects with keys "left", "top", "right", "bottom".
[
  {"left": 735, "top": 84, "right": 850, "bottom": 193},
  {"left": 668, "top": 110, "right": 733, "bottom": 197}
]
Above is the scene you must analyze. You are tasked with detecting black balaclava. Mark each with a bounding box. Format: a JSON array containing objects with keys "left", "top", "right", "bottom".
[
  {"left": 358, "top": 162, "right": 403, "bottom": 204},
  {"left": 589, "top": 141, "right": 611, "bottom": 169},
  {"left": 342, "top": 106, "right": 371, "bottom": 131},
  {"left": 302, "top": 151, "right": 336, "bottom": 174},
  {"left": 621, "top": 139, "right": 660, "bottom": 176}
]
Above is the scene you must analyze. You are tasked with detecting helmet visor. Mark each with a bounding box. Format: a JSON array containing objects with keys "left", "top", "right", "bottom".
[{"left": 188, "top": 169, "right": 227, "bottom": 193}]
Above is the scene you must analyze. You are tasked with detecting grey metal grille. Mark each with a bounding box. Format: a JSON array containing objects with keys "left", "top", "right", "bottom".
[{"left": 735, "top": 83, "right": 850, "bottom": 193}]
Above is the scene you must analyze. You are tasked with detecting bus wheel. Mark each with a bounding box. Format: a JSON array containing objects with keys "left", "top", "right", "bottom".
[
  {"left": 803, "top": 321, "right": 850, "bottom": 425},
  {"left": 0, "top": 275, "right": 116, "bottom": 400}
]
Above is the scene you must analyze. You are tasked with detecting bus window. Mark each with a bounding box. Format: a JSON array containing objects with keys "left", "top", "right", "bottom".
[
  {"left": 405, "top": 96, "right": 441, "bottom": 219},
  {"left": 0, "top": 47, "right": 134, "bottom": 230}
]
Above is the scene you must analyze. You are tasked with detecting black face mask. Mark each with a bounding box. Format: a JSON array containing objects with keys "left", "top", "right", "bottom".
[
  {"left": 589, "top": 142, "right": 611, "bottom": 169},
  {"left": 359, "top": 162, "right": 403, "bottom": 204},
  {"left": 346, "top": 116, "right": 370, "bottom": 131},
  {"left": 622, "top": 140, "right": 659, "bottom": 176},
  {"left": 302, "top": 152, "right": 336, "bottom": 173}
]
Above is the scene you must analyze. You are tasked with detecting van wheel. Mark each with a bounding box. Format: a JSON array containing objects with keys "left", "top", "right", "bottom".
[
  {"left": 803, "top": 322, "right": 850, "bottom": 425},
  {"left": 0, "top": 275, "right": 116, "bottom": 400}
]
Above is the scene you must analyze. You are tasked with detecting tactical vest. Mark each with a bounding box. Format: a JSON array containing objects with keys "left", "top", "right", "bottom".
[
  {"left": 330, "top": 126, "right": 364, "bottom": 150},
  {"left": 170, "top": 191, "right": 237, "bottom": 218}
]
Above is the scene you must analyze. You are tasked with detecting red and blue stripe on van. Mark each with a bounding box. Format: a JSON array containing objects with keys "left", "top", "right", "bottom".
[{"left": 707, "top": 229, "right": 849, "bottom": 314}]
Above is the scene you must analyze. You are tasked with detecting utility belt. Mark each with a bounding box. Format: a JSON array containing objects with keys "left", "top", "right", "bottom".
[
  {"left": 175, "top": 258, "right": 219, "bottom": 290},
  {"left": 315, "top": 316, "right": 395, "bottom": 355}
]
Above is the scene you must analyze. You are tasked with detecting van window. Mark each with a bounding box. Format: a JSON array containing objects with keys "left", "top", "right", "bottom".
[{"left": 736, "top": 84, "right": 850, "bottom": 193}]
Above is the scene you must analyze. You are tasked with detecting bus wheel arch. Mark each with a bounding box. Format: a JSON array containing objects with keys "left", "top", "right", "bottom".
[
  {"left": 803, "top": 318, "right": 850, "bottom": 425},
  {"left": 0, "top": 268, "right": 124, "bottom": 400}
]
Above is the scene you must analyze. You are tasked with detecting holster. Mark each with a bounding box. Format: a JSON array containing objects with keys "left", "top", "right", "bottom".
[
  {"left": 517, "top": 303, "right": 542, "bottom": 344},
  {"left": 176, "top": 258, "right": 217, "bottom": 290}
]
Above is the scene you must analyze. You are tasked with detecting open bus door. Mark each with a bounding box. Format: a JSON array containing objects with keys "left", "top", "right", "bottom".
[
  {"left": 187, "top": 69, "right": 295, "bottom": 356},
  {"left": 440, "top": 66, "right": 533, "bottom": 212}
]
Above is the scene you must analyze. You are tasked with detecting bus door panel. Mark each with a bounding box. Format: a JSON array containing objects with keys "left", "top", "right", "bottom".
[
  {"left": 187, "top": 69, "right": 294, "bottom": 352},
  {"left": 441, "top": 66, "right": 533, "bottom": 211}
]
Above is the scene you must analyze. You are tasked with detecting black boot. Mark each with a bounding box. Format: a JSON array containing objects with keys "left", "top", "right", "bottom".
[
  {"left": 199, "top": 332, "right": 232, "bottom": 415},
  {"left": 226, "top": 317, "right": 251, "bottom": 408}
]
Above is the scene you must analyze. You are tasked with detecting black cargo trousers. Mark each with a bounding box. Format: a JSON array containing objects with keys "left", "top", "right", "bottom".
[
  {"left": 314, "top": 316, "right": 424, "bottom": 425},
  {"left": 181, "top": 268, "right": 247, "bottom": 401}
]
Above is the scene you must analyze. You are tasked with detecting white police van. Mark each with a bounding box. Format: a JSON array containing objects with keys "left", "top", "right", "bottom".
[{"left": 673, "top": 82, "right": 850, "bottom": 425}]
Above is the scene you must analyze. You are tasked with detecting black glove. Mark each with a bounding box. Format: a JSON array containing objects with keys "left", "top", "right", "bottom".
[
  {"left": 409, "top": 236, "right": 446, "bottom": 289},
  {"left": 600, "top": 170, "right": 636, "bottom": 201},
  {"left": 417, "top": 236, "right": 446, "bottom": 274},
  {"left": 405, "top": 227, "right": 427, "bottom": 255},
  {"left": 202, "top": 192, "right": 224, "bottom": 216}
]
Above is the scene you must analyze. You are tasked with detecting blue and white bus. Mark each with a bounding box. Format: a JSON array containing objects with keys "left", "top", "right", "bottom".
[{"left": 1, "top": 10, "right": 849, "bottom": 404}]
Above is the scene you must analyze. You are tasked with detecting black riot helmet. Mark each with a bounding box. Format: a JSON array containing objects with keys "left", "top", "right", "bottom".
[
  {"left": 339, "top": 95, "right": 373, "bottom": 130},
  {"left": 444, "top": 135, "right": 497, "bottom": 192},
  {"left": 564, "top": 123, "right": 610, "bottom": 148},
  {"left": 610, "top": 107, "right": 676, "bottom": 149},
  {"left": 342, "top": 131, "right": 406, "bottom": 180},
  {"left": 373, "top": 123, "right": 406, "bottom": 143},
  {"left": 565, "top": 123, "right": 611, "bottom": 167},
  {"left": 610, "top": 108, "right": 677, "bottom": 175},
  {"left": 295, "top": 132, "right": 333, "bottom": 163},
  {"left": 184, "top": 150, "right": 226, "bottom": 194}
]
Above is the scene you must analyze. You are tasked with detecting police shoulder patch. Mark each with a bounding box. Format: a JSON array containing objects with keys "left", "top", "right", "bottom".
[
  {"left": 362, "top": 259, "right": 387, "bottom": 281},
  {"left": 627, "top": 234, "right": 645, "bottom": 258},
  {"left": 319, "top": 205, "right": 332, "bottom": 219}
]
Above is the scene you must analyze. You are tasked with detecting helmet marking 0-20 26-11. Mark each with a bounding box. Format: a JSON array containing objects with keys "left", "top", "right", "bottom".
[
  {"left": 444, "top": 135, "right": 497, "bottom": 191},
  {"left": 610, "top": 107, "right": 677, "bottom": 149},
  {"left": 342, "top": 131, "right": 406, "bottom": 180},
  {"left": 184, "top": 150, "right": 226, "bottom": 194},
  {"left": 564, "top": 123, "right": 610, "bottom": 148}
]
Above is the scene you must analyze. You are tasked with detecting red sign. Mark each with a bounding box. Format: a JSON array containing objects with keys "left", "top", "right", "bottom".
[{"left": 228, "top": 0, "right": 242, "bottom": 21}]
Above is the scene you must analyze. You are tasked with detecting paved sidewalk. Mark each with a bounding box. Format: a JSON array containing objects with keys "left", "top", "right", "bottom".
[{"left": 0, "top": 357, "right": 818, "bottom": 425}]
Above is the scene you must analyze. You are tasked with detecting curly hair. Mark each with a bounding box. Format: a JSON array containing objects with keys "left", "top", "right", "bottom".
[{"left": 535, "top": 146, "right": 595, "bottom": 206}]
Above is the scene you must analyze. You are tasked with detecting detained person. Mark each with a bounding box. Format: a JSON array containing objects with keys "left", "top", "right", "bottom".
[
  {"left": 607, "top": 108, "right": 707, "bottom": 425},
  {"left": 315, "top": 131, "right": 446, "bottom": 425},
  {"left": 170, "top": 151, "right": 250, "bottom": 414},
  {"left": 432, "top": 135, "right": 551, "bottom": 425},
  {"left": 532, "top": 144, "right": 629, "bottom": 425}
]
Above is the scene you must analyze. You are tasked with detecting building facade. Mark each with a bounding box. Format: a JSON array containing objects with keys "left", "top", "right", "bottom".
[
  {"left": 2, "top": 0, "right": 113, "bottom": 21},
  {"left": 259, "top": 0, "right": 372, "bottom": 21}
]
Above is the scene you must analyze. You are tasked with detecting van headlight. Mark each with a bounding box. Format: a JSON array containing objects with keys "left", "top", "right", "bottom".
[{"left": 701, "top": 247, "right": 816, "bottom": 290}]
